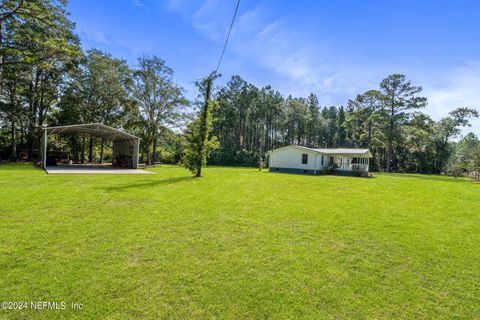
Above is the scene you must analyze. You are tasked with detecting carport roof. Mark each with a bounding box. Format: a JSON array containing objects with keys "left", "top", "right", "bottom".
[{"left": 43, "top": 123, "right": 140, "bottom": 141}]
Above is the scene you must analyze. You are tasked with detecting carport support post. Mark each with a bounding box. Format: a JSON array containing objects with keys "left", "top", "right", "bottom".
[
  {"left": 133, "top": 139, "right": 140, "bottom": 169},
  {"left": 41, "top": 129, "right": 47, "bottom": 169}
]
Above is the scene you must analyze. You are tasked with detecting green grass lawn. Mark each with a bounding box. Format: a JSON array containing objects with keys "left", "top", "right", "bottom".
[{"left": 0, "top": 164, "right": 478, "bottom": 319}]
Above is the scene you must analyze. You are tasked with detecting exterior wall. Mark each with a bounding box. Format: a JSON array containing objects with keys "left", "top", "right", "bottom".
[
  {"left": 317, "top": 153, "right": 329, "bottom": 170},
  {"left": 269, "top": 167, "right": 321, "bottom": 175},
  {"left": 113, "top": 139, "right": 140, "bottom": 169},
  {"left": 132, "top": 139, "right": 139, "bottom": 169},
  {"left": 269, "top": 147, "right": 319, "bottom": 172},
  {"left": 268, "top": 146, "right": 371, "bottom": 176}
]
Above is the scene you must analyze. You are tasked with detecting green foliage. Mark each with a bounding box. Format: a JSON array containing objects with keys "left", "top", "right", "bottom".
[
  {"left": 0, "top": 0, "right": 81, "bottom": 159},
  {"left": 446, "top": 164, "right": 466, "bottom": 177},
  {"left": 210, "top": 148, "right": 259, "bottom": 167},
  {"left": 57, "top": 49, "right": 133, "bottom": 125},
  {"left": 131, "top": 55, "right": 188, "bottom": 165},
  {"left": 0, "top": 1, "right": 478, "bottom": 175},
  {"left": 325, "top": 163, "right": 338, "bottom": 174},
  {"left": 378, "top": 74, "right": 428, "bottom": 171},
  {"left": 446, "top": 133, "right": 480, "bottom": 177},
  {"left": 182, "top": 97, "right": 219, "bottom": 176}
]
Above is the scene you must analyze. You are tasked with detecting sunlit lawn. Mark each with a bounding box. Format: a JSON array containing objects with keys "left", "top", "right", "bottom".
[{"left": 0, "top": 163, "right": 478, "bottom": 319}]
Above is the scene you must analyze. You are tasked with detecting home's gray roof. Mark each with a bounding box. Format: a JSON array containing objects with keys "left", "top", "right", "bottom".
[
  {"left": 313, "top": 148, "right": 371, "bottom": 155},
  {"left": 43, "top": 123, "right": 140, "bottom": 141},
  {"left": 271, "top": 145, "right": 372, "bottom": 157}
]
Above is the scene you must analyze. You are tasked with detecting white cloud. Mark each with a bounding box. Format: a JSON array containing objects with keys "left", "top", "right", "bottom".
[
  {"left": 76, "top": 26, "right": 114, "bottom": 46},
  {"left": 166, "top": 1, "right": 480, "bottom": 135},
  {"left": 224, "top": 6, "right": 383, "bottom": 105},
  {"left": 422, "top": 62, "right": 480, "bottom": 135},
  {"left": 132, "top": 0, "right": 146, "bottom": 8}
]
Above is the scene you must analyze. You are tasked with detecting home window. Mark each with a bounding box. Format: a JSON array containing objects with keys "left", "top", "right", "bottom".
[
  {"left": 321, "top": 155, "right": 324, "bottom": 166},
  {"left": 302, "top": 154, "right": 308, "bottom": 164}
]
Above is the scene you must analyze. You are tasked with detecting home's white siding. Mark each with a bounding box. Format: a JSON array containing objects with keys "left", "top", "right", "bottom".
[
  {"left": 269, "top": 145, "right": 371, "bottom": 175},
  {"left": 317, "top": 153, "right": 328, "bottom": 170},
  {"left": 270, "top": 147, "right": 319, "bottom": 171}
]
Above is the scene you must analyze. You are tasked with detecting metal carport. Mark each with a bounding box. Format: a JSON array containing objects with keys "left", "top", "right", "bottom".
[{"left": 40, "top": 123, "right": 140, "bottom": 170}]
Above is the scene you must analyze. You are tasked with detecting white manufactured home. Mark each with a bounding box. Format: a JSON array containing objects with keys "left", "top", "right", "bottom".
[{"left": 268, "top": 145, "right": 372, "bottom": 177}]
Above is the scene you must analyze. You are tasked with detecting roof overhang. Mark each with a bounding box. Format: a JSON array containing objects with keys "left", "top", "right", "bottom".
[
  {"left": 314, "top": 148, "right": 372, "bottom": 157},
  {"left": 271, "top": 145, "right": 372, "bottom": 157},
  {"left": 43, "top": 123, "right": 140, "bottom": 141}
]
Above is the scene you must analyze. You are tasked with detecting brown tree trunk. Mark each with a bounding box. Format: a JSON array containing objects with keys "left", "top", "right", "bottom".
[
  {"left": 196, "top": 78, "right": 213, "bottom": 177},
  {"left": 146, "top": 138, "right": 151, "bottom": 165},
  {"left": 27, "top": 70, "right": 40, "bottom": 161},
  {"left": 89, "top": 137, "right": 94, "bottom": 163},
  {"left": 367, "top": 119, "right": 372, "bottom": 148},
  {"left": 100, "top": 139, "right": 105, "bottom": 163},
  {"left": 81, "top": 134, "right": 86, "bottom": 163},
  {"left": 152, "top": 138, "right": 157, "bottom": 165},
  {"left": 386, "top": 103, "right": 395, "bottom": 172},
  {"left": 73, "top": 138, "right": 79, "bottom": 163},
  {"left": 258, "top": 125, "right": 263, "bottom": 171},
  {"left": 0, "top": 18, "right": 3, "bottom": 87},
  {"left": 11, "top": 119, "right": 17, "bottom": 160}
]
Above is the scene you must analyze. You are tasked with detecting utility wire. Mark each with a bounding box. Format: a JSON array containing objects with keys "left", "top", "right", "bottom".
[{"left": 214, "top": 0, "right": 240, "bottom": 74}]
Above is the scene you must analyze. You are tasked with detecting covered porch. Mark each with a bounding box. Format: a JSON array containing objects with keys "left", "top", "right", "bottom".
[
  {"left": 320, "top": 149, "right": 372, "bottom": 176},
  {"left": 333, "top": 156, "right": 370, "bottom": 172}
]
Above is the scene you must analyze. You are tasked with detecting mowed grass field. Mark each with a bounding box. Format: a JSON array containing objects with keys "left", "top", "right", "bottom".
[{"left": 0, "top": 164, "right": 478, "bottom": 319}]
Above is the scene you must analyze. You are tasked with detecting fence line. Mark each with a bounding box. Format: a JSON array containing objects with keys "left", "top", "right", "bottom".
[{"left": 467, "top": 171, "right": 480, "bottom": 180}]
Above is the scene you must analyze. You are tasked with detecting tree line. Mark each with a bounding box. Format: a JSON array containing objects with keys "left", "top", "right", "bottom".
[
  {"left": 211, "top": 75, "right": 479, "bottom": 173},
  {"left": 1, "top": 0, "right": 479, "bottom": 174}
]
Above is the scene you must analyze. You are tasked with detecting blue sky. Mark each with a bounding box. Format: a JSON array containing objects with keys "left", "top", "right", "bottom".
[{"left": 67, "top": 0, "right": 480, "bottom": 134}]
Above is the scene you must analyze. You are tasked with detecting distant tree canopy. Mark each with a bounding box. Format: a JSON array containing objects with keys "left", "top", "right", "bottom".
[
  {"left": 210, "top": 74, "right": 477, "bottom": 173},
  {"left": 0, "top": 0, "right": 478, "bottom": 174}
]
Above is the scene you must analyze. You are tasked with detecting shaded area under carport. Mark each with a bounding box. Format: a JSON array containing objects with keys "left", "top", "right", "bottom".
[
  {"left": 45, "top": 164, "right": 152, "bottom": 174},
  {"left": 40, "top": 123, "right": 141, "bottom": 171}
]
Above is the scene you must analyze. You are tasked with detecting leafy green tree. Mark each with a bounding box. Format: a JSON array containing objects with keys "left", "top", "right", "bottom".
[
  {"left": 336, "top": 106, "right": 346, "bottom": 146},
  {"left": 346, "top": 90, "right": 383, "bottom": 148},
  {"left": 434, "top": 108, "right": 479, "bottom": 172},
  {"left": 306, "top": 93, "right": 320, "bottom": 147},
  {"left": 472, "top": 145, "right": 480, "bottom": 174},
  {"left": 0, "top": 0, "right": 81, "bottom": 160},
  {"left": 401, "top": 112, "right": 435, "bottom": 172},
  {"left": 379, "top": 74, "right": 427, "bottom": 172},
  {"left": 0, "top": 58, "right": 29, "bottom": 160},
  {"left": 261, "top": 86, "right": 283, "bottom": 151},
  {"left": 57, "top": 49, "right": 133, "bottom": 162},
  {"left": 449, "top": 133, "right": 479, "bottom": 171},
  {"left": 321, "top": 106, "right": 338, "bottom": 147},
  {"left": 182, "top": 75, "right": 219, "bottom": 177},
  {"left": 132, "top": 55, "right": 188, "bottom": 165}
]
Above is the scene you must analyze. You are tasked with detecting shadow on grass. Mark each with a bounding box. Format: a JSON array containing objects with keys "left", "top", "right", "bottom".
[{"left": 104, "top": 176, "right": 195, "bottom": 192}]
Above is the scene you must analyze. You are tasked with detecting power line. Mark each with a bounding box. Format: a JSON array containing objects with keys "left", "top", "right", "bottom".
[{"left": 215, "top": 0, "right": 240, "bottom": 74}]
